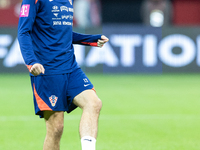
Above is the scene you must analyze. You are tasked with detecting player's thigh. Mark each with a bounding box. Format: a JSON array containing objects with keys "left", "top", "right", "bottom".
[
  {"left": 73, "top": 89, "right": 102, "bottom": 110},
  {"left": 44, "top": 111, "right": 64, "bottom": 131}
]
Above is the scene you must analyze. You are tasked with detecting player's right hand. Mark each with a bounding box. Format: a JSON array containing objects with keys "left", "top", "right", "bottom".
[{"left": 30, "top": 63, "right": 45, "bottom": 76}]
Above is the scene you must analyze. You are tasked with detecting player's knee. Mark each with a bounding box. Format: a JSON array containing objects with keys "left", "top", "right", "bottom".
[{"left": 91, "top": 98, "right": 102, "bottom": 114}]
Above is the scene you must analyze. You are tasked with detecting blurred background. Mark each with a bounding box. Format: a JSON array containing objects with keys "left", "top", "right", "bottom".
[{"left": 1, "top": 0, "right": 200, "bottom": 73}]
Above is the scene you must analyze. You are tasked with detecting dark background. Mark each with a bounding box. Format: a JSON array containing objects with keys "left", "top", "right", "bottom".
[
  {"left": 101, "top": 0, "right": 200, "bottom": 25},
  {"left": 101, "top": 0, "right": 143, "bottom": 24}
]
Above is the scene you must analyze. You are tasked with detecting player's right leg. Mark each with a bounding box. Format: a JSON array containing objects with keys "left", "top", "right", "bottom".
[
  {"left": 30, "top": 74, "right": 72, "bottom": 150},
  {"left": 43, "top": 111, "right": 64, "bottom": 150}
]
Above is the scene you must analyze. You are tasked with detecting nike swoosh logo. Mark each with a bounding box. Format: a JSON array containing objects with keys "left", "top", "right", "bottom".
[
  {"left": 84, "top": 139, "right": 92, "bottom": 142},
  {"left": 84, "top": 84, "right": 90, "bottom": 87}
]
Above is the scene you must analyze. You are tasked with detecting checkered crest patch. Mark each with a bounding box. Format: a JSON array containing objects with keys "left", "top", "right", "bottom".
[{"left": 49, "top": 95, "right": 58, "bottom": 107}]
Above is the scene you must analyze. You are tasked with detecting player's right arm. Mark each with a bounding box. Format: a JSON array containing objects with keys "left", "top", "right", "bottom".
[
  {"left": 30, "top": 63, "right": 45, "bottom": 76},
  {"left": 18, "top": 0, "right": 43, "bottom": 75}
]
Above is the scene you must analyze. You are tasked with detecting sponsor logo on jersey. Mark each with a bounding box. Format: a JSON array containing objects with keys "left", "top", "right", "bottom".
[
  {"left": 61, "top": 15, "right": 73, "bottom": 20},
  {"left": 69, "top": 8, "right": 74, "bottom": 12},
  {"left": 52, "top": 5, "right": 60, "bottom": 12},
  {"left": 49, "top": 95, "right": 58, "bottom": 107},
  {"left": 60, "top": 6, "right": 68, "bottom": 12},
  {"left": 60, "top": 6, "right": 73, "bottom": 12},
  {"left": 20, "top": 4, "right": 30, "bottom": 17},
  {"left": 53, "top": 13, "right": 59, "bottom": 17},
  {"left": 52, "top": 13, "right": 61, "bottom": 20},
  {"left": 69, "top": 0, "right": 72, "bottom": 5},
  {"left": 62, "top": 15, "right": 69, "bottom": 19},
  {"left": 53, "top": 21, "right": 61, "bottom": 25},
  {"left": 69, "top": 15, "right": 73, "bottom": 20},
  {"left": 63, "top": 21, "right": 72, "bottom": 25}
]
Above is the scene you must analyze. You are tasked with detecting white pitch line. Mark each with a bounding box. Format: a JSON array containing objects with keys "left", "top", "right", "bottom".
[{"left": 0, "top": 114, "right": 199, "bottom": 122}]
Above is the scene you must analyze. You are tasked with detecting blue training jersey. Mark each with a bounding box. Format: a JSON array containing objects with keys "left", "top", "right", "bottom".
[{"left": 18, "top": 0, "right": 101, "bottom": 75}]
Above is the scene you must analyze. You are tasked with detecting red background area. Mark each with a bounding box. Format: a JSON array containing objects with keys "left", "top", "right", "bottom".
[
  {"left": 173, "top": 0, "right": 200, "bottom": 25},
  {"left": 1, "top": 0, "right": 200, "bottom": 26},
  {"left": 0, "top": 1, "right": 20, "bottom": 27}
]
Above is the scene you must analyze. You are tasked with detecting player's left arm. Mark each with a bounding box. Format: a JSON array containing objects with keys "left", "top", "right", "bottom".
[{"left": 72, "top": 32, "right": 109, "bottom": 47}]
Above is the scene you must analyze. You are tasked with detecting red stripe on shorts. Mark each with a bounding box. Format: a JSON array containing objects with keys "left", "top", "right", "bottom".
[
  {"left": 92, "top": 87, "right": 96, "bottom": 93},
  {"left": 33, "top": 84, "right": 52, "bottom": 111}
]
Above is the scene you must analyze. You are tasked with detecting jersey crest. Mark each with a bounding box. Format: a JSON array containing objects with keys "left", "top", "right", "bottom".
[{"left": 49, "top": 95, "right": 58, "bottom": 107}]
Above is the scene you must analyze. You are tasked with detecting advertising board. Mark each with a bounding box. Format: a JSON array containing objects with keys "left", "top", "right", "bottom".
[{"left": 0, "top": 25, "right": 200, "bottom": 73}]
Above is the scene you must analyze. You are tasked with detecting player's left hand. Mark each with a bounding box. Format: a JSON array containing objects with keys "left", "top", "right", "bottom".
[{"left": 97, "top": 35, "right": 109, "bottom": 48}]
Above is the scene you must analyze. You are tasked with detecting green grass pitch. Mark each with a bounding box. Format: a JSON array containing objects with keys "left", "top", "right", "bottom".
[{"left": 0, "top": 73, "right": 200, "bottom": 150}]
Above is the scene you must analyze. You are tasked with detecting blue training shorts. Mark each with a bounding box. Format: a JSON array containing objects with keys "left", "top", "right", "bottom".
[{"left": 30, "top": 68, "right": 94, "bottom": 118}]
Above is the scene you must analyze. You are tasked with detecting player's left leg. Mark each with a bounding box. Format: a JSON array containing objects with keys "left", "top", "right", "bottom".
[{"left": 73, "top": 89, "right": 102, "bottom": 150}]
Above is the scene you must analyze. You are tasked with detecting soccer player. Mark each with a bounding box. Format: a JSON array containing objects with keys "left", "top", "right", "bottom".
[{"left": 17, "top": 0, "right": 109, "bottom": 150}]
